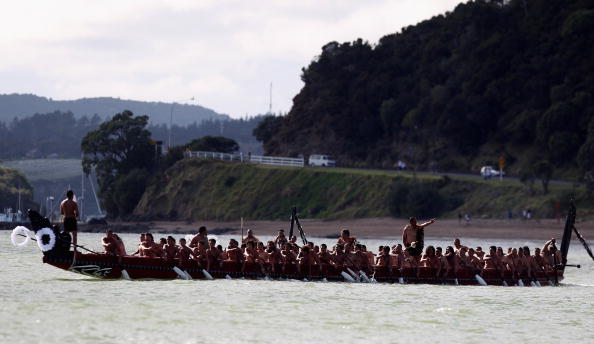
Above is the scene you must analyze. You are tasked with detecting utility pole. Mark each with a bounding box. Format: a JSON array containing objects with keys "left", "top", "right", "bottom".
[
  {"left": 17, "top": 178, "right": 21, "bottom": 213},
  {"left": 269, "top": 82, "right": 273, "bottom": 114},
  {"left": 169, "top": 103, "right": 175, "bottom": 149},
  {"left": 80, "top": 165, "right": 85, "bottom": 221},
  {"left": 47, "top": 196, "right": 54, "bottom": 222}
]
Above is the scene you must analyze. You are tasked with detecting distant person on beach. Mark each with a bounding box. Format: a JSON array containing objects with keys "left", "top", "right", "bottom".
[
  {"left": 60, "top": 190, "right": 79, "bottom": 252},
  {"left": 189, "top": 226, "right": 208, "bottom": 248},
  {"left": 464, "top": 213, "right": 471, "bottom": 225},
  {"left": 402, "top": 217, "right": 437, "bottom": 257}
]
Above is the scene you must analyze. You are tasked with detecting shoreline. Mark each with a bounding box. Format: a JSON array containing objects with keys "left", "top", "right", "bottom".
[{"left": 2, "top": 217, "right": 588, "bottom": 241}]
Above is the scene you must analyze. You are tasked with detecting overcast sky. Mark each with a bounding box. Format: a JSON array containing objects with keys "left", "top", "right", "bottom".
[{"left": 0, "top": 0, "right": 464, "bottom": 118}]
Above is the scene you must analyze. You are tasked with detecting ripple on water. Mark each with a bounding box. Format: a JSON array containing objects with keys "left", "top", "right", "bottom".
[{"left": 2, "top": 232, "right": 594, "bottom": 343}]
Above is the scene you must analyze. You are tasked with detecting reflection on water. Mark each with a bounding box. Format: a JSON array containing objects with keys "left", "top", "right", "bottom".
[{"left": 1, "top": 232, "right": 593, "bottom": 343}]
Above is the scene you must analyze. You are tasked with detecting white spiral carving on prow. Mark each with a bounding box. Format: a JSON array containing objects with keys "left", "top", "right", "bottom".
[
  {"left": 35, "top": 227, "right": 56, "bottom": 252},
  {"left": 11, "top": 226, "right": 32, "bottom": 247}
]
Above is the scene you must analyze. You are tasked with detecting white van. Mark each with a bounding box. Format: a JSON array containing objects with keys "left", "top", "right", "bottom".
[{"left": 309, "top": 154, "right": 336, "bottom": 167}]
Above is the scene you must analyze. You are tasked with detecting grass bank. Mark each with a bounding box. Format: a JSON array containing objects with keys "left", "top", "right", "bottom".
[{"left": 134, "top": 159, "right": 592, "bottom": 221}]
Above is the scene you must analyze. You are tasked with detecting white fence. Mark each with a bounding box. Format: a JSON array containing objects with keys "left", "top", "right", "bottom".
[{"left": 184, "top": 151, "right": 304, "bottom": 167}]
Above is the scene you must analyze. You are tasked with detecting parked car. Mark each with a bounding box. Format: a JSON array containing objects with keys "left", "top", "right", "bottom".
[
  {"left": 480, "top": 165, "right": 504, "bottom": 179},
  {"left": 309, "top": 154, "right": 336, "bottom": 167}
]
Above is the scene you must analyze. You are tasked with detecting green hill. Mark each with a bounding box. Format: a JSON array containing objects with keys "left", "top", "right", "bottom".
[
  {"left": 257, "top": 0, "right": 594, "bottom": 182},
  {"left": 0, "top": 159, "right": 101, "bottom": 217},
  {"left": 0, "top": 94, "right": 228, "bottom": 126},
  {"left": 134, "top": 159, "right": 591, "bottom": 221},
  {"left": 0, "top": 166, "right": 36, "bottom": 213}
]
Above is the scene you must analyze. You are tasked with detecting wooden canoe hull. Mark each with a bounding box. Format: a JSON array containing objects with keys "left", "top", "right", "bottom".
[{"left": 43, "top": 253, "right": 563, "bottom": 286}]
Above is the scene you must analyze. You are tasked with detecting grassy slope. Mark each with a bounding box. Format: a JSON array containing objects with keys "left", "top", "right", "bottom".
[
  {"left": 0, "top": 166, "right": 36, "bottom": 210},
  {"left": 136, "top": 159, "right": 394, "bottom": 220},
  {"left": 1, "top": 159, "right": 82, "bottom": 182},
  {"left": 135, "top": 159, "right": 592, "bottom": 221},
  {"left": 0, "top": 159, "right": 101, "bottom": 216}
]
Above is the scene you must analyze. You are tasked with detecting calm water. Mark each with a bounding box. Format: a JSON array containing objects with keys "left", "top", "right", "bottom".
[{"left": 1, "top": 232, "right": 593, "bottom": 343}]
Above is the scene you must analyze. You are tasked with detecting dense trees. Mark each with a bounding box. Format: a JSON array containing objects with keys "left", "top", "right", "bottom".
[
  {"left": 186, "top": 136, "right": 239, "bottom": 153},
  {"left": 0, "top": 112, "right": 264, "bottom": 160},
  {"left": 0, "top": 167, "right": 35, "bottom": 212},
  {"left": 81, "top": 111, "right": 246, "bottom": 218},
  {"left": 256, "top": 0, "right": 594, "bottom": 182},
  {"left": 81, "top": 111, "right": 155, "bottom": 218},
  {"left": 0, "top": 111, "right": 102, "bottom": 159},
  {"left": 149, "top": 116, "right": 265, "bottom": 154}
]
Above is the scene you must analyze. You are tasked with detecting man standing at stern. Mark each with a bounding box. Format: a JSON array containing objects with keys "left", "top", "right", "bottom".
[{"left": 60, "top": 190, "right": 79, "bottom": 252}]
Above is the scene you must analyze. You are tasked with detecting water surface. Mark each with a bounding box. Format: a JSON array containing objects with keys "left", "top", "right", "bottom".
[{"left": 1, "top": 232, "right": 593, "bottom": 343}]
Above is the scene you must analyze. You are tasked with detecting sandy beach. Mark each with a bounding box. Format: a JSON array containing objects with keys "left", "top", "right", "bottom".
[{"left": 94, "top": 217, "right": 594, "bottom": 241}]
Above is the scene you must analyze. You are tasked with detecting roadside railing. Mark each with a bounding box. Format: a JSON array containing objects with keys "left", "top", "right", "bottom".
[{"left": 184, "top": 150, "right": 304, "bottom": 167}]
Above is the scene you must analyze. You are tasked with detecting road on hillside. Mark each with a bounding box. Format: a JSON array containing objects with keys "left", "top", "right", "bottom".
[{"left": 342, "top": 167, "right": 580, "bottom": 187}]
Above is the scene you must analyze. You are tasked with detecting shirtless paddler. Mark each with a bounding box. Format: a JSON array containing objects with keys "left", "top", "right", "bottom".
[
  {"left": 60, "top": 190, "right": 79, "bottom": 252},
  {"left": 402, "top": 217, "right": 437, "bottom": 257}
]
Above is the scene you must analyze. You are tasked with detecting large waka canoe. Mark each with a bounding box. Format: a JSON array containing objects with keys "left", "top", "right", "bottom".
[
  {"left": 20, "top": 204, "right": 580, "bottom": 286},
  {"left": 42, "top": 251, "right": 564, "bottom": 286}
]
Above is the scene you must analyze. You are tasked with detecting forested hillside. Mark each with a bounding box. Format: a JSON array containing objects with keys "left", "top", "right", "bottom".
[
  {"left": 258, "top": 0, "right": 594, "bottom": 181},
  {"left": 0, "top": 111, "right": 264, "bottom": 159},
  {"left": 0, "top": 94, "right": 227, "bottom": 126}
]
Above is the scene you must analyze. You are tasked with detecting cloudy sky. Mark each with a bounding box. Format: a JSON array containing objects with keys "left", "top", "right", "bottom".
[{"left": 0, "top": 0, "right": 464, "bottom": 118}]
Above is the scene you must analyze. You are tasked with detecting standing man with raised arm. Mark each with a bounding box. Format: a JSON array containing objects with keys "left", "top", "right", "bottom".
[
  {"left": 60, "top": 190, "right": 79, "bottom": 253},
  {"left": 402, "top": 217, "right": 437, "bottom": 258}
]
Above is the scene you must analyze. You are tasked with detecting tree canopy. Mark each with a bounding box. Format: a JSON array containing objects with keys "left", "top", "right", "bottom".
[
  {"left": 81, "top": 110, "right": 155, "bottom": 218},
  {"left": 0, "top": 111, "right": 102, "bottom": 159},
  {"left": 256, "top": 0, "right": 594, "bottom": 181},
  {"left": 185, "top": 136, "right": 239, "bottom": 153}
]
